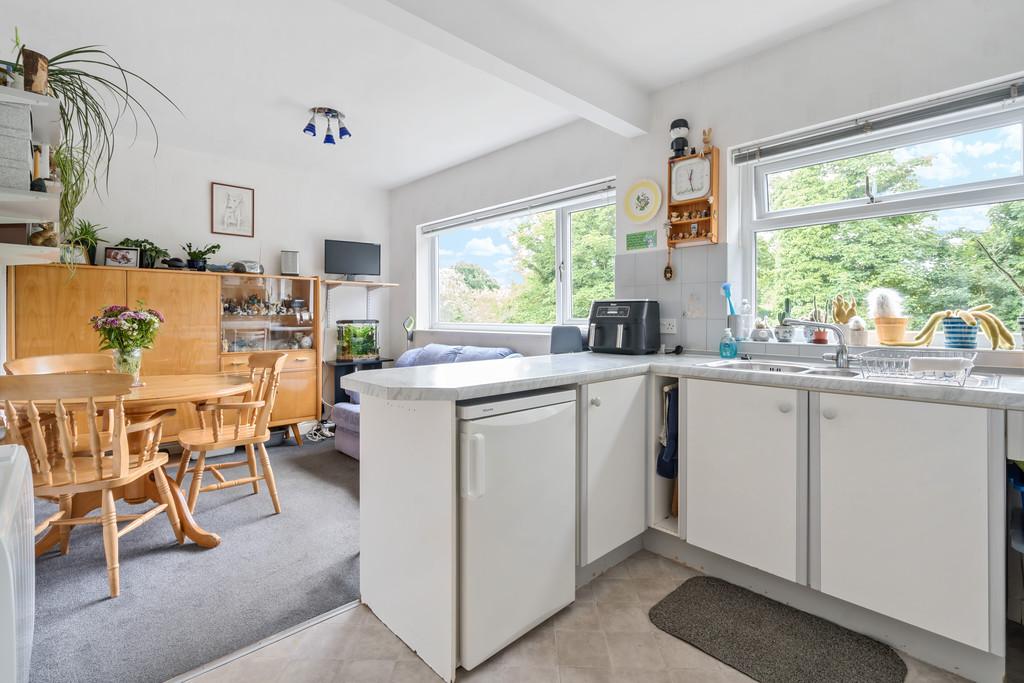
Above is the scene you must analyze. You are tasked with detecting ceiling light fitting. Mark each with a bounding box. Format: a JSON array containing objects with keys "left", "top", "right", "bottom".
[{"left": 302, "top": 107, "right": 351, "bottom": 144}]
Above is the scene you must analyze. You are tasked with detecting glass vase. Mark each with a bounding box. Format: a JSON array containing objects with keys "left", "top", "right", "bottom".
[{"left": 113, "top": 348, "right": 144, "bottom": 387}]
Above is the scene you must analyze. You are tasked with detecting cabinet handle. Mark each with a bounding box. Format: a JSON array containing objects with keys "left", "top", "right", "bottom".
[
  {"left": 229, "top": 360, "right": 245, "bottom": 366},
  {"left": 293, "top": 357, "right": 310, "bottom": 362},
  {"left": 822, "top": 408, "right": 837, "bottom": 420},
  {"left": 590, "top": 397, "right": 601, "bottom": 407},
  {"left": 778, "top": 404, "right": 792, "bottom": 414}
]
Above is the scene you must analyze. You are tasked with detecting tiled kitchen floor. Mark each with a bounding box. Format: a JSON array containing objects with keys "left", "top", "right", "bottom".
[{"left": 188, "top": 550, "right": 966, "bottom": 682}]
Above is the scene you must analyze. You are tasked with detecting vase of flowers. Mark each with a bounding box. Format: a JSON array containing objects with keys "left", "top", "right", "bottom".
[{"left": 90, "top": 303, "right": 164, "bottom": 386}]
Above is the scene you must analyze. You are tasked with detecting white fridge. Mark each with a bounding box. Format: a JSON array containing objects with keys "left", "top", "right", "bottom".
[{"left": 457, "top": 389, "right": 577, "bottom": 670}]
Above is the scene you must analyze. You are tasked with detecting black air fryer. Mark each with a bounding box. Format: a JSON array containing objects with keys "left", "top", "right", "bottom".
[{"left": 587, "top": 300, "right": 660, "bottom": 354}]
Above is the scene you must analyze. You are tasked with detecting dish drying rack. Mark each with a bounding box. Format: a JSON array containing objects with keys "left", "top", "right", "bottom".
[{"left": 858, "top": 348, "right": 977, "bottom": 386}]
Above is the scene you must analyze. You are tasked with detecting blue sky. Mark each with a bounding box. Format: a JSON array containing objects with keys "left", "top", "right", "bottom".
[{"left": 437, "top": 215, "right": 528, "bottom": 287}]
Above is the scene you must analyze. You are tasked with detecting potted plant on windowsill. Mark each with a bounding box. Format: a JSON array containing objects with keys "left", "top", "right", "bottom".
[
  {"left": 116, "top": 238, "right": 169, "bottom": 269},
  {"left": 868, "top": 288, "right": 910, "bottom": 345},
  {"left": 773, "top": 298, "right": 795, "bottom": 342},
  {"left": 182, "top": 242, "right": 220, "bottom": 271},
  {"left": 806, "top": 296, "right": 830, "bottom": 344}
]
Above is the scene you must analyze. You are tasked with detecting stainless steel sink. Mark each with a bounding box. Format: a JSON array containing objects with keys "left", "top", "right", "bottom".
[
  {"left": 799, "top": 368, "right": 860, "bottom": 378},
  {"left": 703, "top": 360, "right": 811, "bottom": 374}
]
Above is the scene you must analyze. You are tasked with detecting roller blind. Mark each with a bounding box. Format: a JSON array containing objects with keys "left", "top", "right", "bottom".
[
  {"left": 732, "top": 79, "right": 1023, "bottom": 166},
  {"left": 419, "top": 178, "right": 615, "bottom": 235}
]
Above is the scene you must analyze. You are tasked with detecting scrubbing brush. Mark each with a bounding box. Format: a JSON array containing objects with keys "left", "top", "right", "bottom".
[{"left": 721, "top": 282, "right": 736, "bottom": 316}]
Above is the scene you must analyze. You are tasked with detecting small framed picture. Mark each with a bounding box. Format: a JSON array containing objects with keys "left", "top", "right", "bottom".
[
  {"left": 211, "top": 181, "right": 255, "bottom": 238},
  {"left": 103, "top": 246, "right": 140, "bottom": 268}
]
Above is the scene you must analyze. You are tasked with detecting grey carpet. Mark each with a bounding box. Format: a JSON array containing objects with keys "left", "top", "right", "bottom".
[
  {"left": 30, "top": 439, "right": 360, "bottom": 683},
  {"left": 649, "top": 576, "right": 907, "bottom": 683}
]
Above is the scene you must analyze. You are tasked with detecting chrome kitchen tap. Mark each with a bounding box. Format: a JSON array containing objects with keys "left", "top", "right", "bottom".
[{"left": 782, "top": 318, "right": 850, "bottom": 369}]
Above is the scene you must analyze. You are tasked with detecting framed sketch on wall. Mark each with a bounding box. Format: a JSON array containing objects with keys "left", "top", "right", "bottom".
[{"left": 211, "top": 182, "right": 255, "bottom": 237}]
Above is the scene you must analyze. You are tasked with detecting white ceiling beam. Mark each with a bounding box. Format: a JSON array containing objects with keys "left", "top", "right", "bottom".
[{"left": 337, "top": 0, "right": 649, "bottom": 137}]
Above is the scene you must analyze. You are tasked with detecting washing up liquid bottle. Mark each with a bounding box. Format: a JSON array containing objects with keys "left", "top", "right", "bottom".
[{"left": 719, "top": 328, "right": 738, "bottom": 359}]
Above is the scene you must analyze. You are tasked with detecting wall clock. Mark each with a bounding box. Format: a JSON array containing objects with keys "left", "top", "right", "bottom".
[
  {"left": 623, "top": 179, "right": 662, "bottom": 223},
  {"left": 670, "top": 156, "right": 711, "bottom": 202}
]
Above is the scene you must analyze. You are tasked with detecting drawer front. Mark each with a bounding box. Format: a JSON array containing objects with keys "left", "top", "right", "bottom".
[
  {"left": 272, "top": 369, "right": 318, "bottom": 423},
  {"left": 220, "top": 350, "right": 315, "bottom": 374}
]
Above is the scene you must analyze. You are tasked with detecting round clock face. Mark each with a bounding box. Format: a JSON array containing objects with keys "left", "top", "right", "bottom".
[{"left": 671, "top": 157, "right": 711, "bottom": 202}]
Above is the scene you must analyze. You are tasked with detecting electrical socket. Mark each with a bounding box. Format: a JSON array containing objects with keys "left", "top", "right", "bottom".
[{"left": 660, "top": 318, "right": 677, "bottom": 334}]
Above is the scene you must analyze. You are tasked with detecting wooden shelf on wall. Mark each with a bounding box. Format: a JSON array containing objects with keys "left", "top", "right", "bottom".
[
  {"left": 323, "top": 279, "right": 399, "bottom": 291},
  {"left": 667, "top": 147, "right": 720, "bottom": 248}
]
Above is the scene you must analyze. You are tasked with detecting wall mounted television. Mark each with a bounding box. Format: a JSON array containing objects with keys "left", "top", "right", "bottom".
[{"left": 324, "top": 239, "right": 381, "bottom": 278}]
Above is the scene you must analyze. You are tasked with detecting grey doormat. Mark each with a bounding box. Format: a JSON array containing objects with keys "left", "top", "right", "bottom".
[{"left": 649, "top": 576, "right": 907, "bottom": 683}]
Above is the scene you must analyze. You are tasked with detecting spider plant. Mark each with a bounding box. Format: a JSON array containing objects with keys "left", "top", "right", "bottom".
[{"left": 3, "top": 38, "right": 180, "bottom": 188}]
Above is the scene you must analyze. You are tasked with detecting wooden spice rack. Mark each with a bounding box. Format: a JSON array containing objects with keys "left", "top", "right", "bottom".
[{"left": 667, "top": 147, "right": 719, "bottom": 248}]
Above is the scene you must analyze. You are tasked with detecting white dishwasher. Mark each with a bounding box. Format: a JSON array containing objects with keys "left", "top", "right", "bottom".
[{"left": 457, "top": 389, "right": 577, "bottom": 670}]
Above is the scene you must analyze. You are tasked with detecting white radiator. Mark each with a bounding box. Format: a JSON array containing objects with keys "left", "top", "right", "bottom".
[{"left": 0, "top": 445, "right": 34, "bottom": 683}]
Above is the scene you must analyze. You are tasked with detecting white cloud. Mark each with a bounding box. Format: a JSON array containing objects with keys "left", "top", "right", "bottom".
[
  {"left": 464, "top": 237, "right": 512, "bottom": 257},
  {"left": 964, "top": 141, "right": 1001, "bottom": 158},
  {"left": 931, "top": 205, "right": 991, "bottom": 233},
  {"left": 438, "top": 248, "right": 456, "bottom": 257}
]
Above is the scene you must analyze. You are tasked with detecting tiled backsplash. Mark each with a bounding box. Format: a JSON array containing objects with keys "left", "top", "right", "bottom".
[{"left": 616, "top": 246, "right": 729, "bottom": 352}]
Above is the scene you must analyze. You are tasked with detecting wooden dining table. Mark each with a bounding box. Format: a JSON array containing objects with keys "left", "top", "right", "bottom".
[{"left": 33, "top": 373, "right": 252, "bottom": 553}]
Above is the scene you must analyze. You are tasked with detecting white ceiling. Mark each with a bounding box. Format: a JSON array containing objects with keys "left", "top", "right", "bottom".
[
  {"left": 504, "top": 0, "right": 897, "bottom": 91},
  {"left": 13, "top": 0, "right": 893, "bottom": 189}
]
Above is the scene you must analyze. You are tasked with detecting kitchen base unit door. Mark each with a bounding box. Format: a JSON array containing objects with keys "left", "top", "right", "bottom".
[
  {"left": 582, "top": 375, "right": 647, "bottom": 565},
  {"left": 816, "top": 393, "right": 991, "bottom": 651},
  {"left": 685, "top": 379, "right": 806, "bottom": 582},
  {"left": 458, "top": 397, "right": 576, "bottom": 671}
]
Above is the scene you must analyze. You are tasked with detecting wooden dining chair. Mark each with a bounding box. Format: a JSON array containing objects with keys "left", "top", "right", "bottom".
[
  {"left": 4, "top": 352, "right": 115, "bottom": 375},
  {"left": 0, "top": 373, "right": 180, "bottom": 598},
  {"left": 175, "top": 352, "right": 287, "bottom": 515}
]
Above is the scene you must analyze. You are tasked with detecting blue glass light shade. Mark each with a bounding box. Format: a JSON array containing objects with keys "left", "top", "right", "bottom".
[
  {"left": 302, "top": 119, "right": 316, "bottom": 136},
  {"left": 323, "top": 131, "right": 336, "bottom": 145},
  {"left": 337, "top": 126, "right": 351, "bottom": 139}
]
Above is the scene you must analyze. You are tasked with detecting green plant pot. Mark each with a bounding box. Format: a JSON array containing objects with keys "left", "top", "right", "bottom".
[
  {"left": 186, "top": 259, "right": 207, "bottom": 271},
  {"left": 87, "top": 245, "right": 97, "bottom": 265},
  {"left": 139, "top": 251, "right": 157, "bottom": 269}
]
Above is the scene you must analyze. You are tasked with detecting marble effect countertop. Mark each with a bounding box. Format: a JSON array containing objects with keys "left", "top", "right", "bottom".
[{"left": 340, "top": 351, "right": 1024, "bottom": 410}]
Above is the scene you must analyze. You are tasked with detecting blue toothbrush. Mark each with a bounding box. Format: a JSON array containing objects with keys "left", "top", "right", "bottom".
[{"left": 721, "top": 282, "right": 736, "bottom": 316}]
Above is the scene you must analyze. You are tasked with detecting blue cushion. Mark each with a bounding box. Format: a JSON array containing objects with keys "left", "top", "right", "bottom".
[
  {"left": 395, "top": 347, "right": 426, "bottom": 368},
  {"left": 453, "top": 345, "right": 520, "bottom": 362}
]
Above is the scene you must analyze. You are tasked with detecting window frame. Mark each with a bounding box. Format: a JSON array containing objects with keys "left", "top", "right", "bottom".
[
  {"left": 425, "top": 190, "right": 616, "bottom": 332},
  {"left": 740, "top": 101, "right": 1024, "bottom": 315}
]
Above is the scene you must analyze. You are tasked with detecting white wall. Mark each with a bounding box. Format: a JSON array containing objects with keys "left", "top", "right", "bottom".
[
  {"left": 386, "top": 0, "right": 1024, "bottom": 357},
  {"left": 72, "top": 141, "right": 391, "bottom": 355}
]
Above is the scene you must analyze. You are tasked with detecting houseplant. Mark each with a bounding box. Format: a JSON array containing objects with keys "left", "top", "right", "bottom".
[
  {"left": 4, "top": 38, "right": 179, "bottom": 186},
  {"left": 90, "top": 302, "right": 164, "bottom": 386},
  {"left": 63, "top": 219, "right": 107, "bottom": 265},
  {"left": 975, "top": 238, "right": 1024, "bottom": 339},
  {"left": 52, "top": 144, "right": 90, "bottom": 265},
  {"left": 774, "top": 298, "right": 795, "bottom": 342},
  {"left": 867, "top": 288, "right": 909, "bottom": 344},
  {"left": 116, "top": 238, "right": 169, "bottom": 269},
  {"left": 182, "top": 242, "right": 220, "bottom": 271},
  {"left": 807, "top": 296, "right": 830, "bottom": 344}
]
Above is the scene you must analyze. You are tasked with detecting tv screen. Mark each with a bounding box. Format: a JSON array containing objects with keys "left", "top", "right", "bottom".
[{"left": 324, "top": 239, "right": 381, "bottom": 276}]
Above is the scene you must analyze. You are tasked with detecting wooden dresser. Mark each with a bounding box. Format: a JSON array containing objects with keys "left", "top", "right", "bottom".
[{"left": 5, "top": 264, "right": 322, "bottom": 440}]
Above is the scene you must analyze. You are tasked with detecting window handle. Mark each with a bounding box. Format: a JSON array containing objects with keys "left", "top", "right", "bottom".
[
  {"left": 865, "top": 172, "right": 876, "bottom": 204},
  {"left": 557, "top": 260, "right": 565, "bottom": 282}
]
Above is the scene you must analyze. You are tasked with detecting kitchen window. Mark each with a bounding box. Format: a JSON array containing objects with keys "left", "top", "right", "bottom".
[
  {"left": 422, "top": 182, "right": 616, "bottom": 330},
  {"left": 738, "top": 85, "right": 1024, "bottom": 337}
]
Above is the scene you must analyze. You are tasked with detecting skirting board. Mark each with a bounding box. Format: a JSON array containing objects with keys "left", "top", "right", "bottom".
[{"left": 643, "top": 529, "right": 1004, "bottom": 683}]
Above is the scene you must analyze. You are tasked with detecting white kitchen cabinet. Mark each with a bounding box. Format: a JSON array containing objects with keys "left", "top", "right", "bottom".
[
  {"left": 579, "top": 375, "right": 646, "bottom": 565},
  {"left": 815, "top": 393, "right": 999, "bottom": 652},
  {"left": 684, "top": 379, "right": 807, "bottom": 582}
]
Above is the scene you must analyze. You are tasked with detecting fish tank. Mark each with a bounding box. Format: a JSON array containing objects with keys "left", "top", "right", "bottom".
[{"left": 337, "top": 319, "right": 380, "bottom": 361}]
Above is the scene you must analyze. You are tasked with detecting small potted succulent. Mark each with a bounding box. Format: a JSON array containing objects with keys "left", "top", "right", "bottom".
[
  {"left": 867, "top": 288, "right": 909, "bottom": 344},
  {"left": 182, "top": 242, "right": 220, "bottom": 271},
  {"left": 116, "top": 238, "right": 170, "bottom": 269},
  {"left": 750, "top": 317, "right": 773, "bottom": 342},
  {"left": 848, "top": 316, "right": 868, "bottom": 346},
  {"left": 806, "top": 297, "right": 830, "bottom": 344},
  {"left": 774, "top": 298, "right": 795, "bottom": 342}
]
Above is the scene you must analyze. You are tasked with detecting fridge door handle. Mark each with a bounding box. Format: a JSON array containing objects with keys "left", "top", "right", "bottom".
[{"left": 461, "top": 433, "right": 486, "bottom": 499}]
